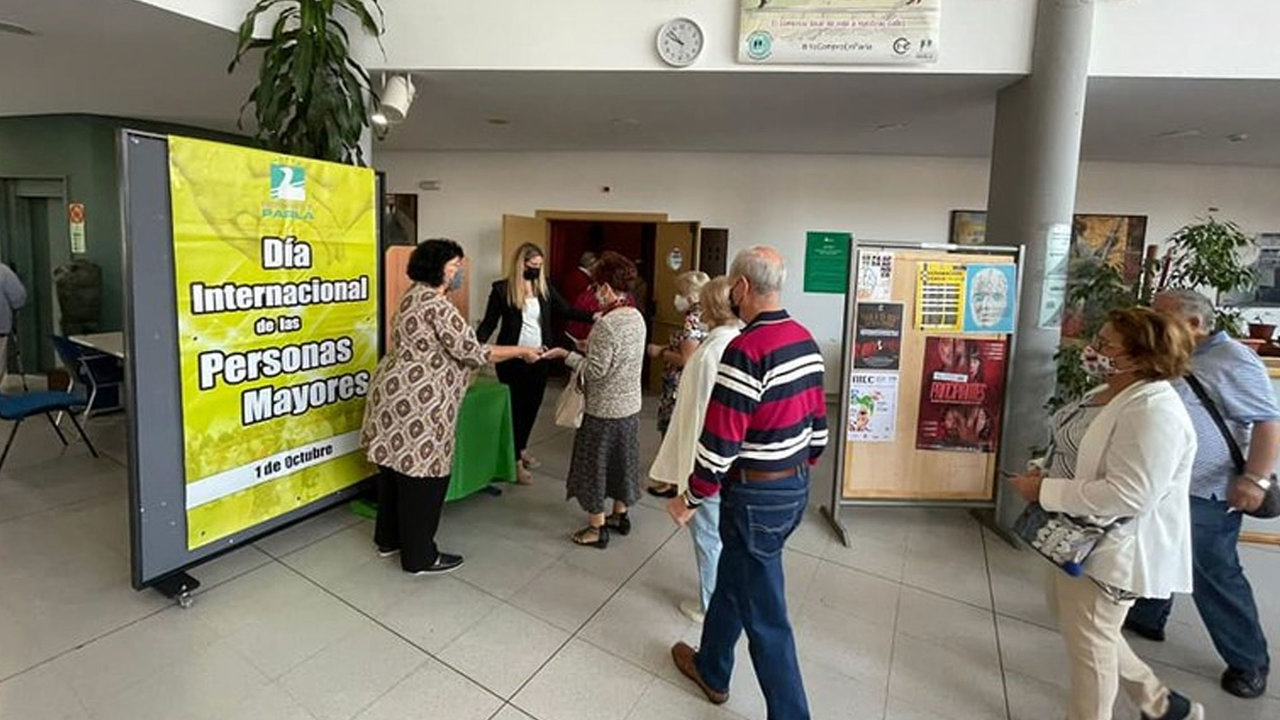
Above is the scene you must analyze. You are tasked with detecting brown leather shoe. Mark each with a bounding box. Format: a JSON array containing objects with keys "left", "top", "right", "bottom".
[{"left": 671, "top": 642, "right": 728, "bottom": 705}]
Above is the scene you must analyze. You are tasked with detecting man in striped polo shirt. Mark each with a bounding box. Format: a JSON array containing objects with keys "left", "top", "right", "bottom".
[
  {"left": 669, "top": 246, "right": 827, "bottom": 720},
  {"left": 1126, "top": 290, "right": 1278, "bottom": 699}
]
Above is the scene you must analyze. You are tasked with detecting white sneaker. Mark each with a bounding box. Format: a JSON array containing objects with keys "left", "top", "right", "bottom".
[{"left": 679, "top": 599, "right": 705, "bottom": 624}]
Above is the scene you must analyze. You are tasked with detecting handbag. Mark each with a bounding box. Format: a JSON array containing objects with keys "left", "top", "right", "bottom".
[
  {"left": 1184, "top": 373, "right": 1280, "bottom": 519},
  {"left": 554, "top": 363, "right": 586, "bottom": 429},
  {"left": 1012, "top": 398, "right": 1127, "bottom": 576}
]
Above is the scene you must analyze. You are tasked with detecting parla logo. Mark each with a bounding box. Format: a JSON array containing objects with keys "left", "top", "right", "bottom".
[
  {"left": 270, "top": 164, "right": 306, "bottom": 202},
  {"left": 262, "top": 207, "right": 316, "bottom": 220}
]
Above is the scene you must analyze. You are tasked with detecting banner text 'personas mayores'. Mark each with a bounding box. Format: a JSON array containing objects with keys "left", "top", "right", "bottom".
[{"left": 167, "top": 136, "right": 378, "bottom": 550}]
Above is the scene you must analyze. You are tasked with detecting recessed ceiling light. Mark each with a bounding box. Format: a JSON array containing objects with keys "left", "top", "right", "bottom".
[
  {"left": 611, "top": 118, "right": 642, "bottom": 128},
  {"left": 486, "top": 118, "right": 510, "bottom": 126},
  {"left": 873, "top": 122, "right": 910, "bottom": 132},
  {"left": 1227, "top": 133, "right": 1249, "bottom": 143},
  {"left": 1155, "top": 129, "right": 1203, "bottom": 140},
  {"left": 0, "top": 20, "right": 36, "bottom": 36}
]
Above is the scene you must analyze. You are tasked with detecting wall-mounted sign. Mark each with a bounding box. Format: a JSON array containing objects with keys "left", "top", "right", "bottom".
[
  {"left": 804, "top": 231, "right": 852, "bottom": 293},
  {"left": 739, "top": 0, "right": 940, "bottom": 66},
  {"left": 68, "top": 203, "right": 86, "bottom": 254}
]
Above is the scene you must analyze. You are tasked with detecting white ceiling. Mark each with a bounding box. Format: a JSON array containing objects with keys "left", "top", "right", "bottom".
[{"left": 1, "top": 0, "right": 1279, "bottom": 167}]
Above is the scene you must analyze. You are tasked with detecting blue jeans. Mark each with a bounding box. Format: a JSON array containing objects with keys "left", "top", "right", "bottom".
[
  {"left": 696, "top": 470, "right": 810, "bottom": 720},
  {"left": 689, "top": 493, "right": 722, "bottom": 613},
  {"left": 1127, "top": 497, "right": 1270, "bottom": 675}
]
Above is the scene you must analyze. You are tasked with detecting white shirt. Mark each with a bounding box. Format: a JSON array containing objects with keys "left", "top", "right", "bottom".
[
  {"left": 1039, "top": 380, "right": 1197, "bottom": 599},
  {"left": 648, "top": 323, "right": 741, "bottom": 492},
  {"left": 518, "top": 296, "right": 542, "bottom": 348}
]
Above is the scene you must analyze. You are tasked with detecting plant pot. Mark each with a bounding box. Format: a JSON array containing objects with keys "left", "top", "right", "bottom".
[{"left": 1247, "top": 323, "right": 1276, "bottom": 341}]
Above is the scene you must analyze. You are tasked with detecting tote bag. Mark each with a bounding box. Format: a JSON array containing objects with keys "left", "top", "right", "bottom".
[{"left": 554, "top": 364, "right": 586, "bottom": 429}]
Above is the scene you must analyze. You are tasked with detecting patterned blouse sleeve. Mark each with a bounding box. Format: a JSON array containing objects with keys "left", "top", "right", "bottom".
[{"left": 433, "top": 299, "right": 491, "bottom": 368}]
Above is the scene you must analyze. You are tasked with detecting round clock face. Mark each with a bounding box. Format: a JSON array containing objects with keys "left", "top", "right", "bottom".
[{"left": 657, "top": 18, "right": 704, "bottom": 68}]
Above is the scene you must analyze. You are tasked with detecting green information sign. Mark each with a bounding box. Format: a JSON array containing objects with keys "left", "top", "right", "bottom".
[{"left": 804, "top": 231, "right": 852, "bottom": 293}]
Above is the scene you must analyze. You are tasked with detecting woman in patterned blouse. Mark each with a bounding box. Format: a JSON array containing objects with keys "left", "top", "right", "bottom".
[
  {"left": 646, "top": 271, "right": 710, "bottom": 498},
  {"left": 361, "top": 239, "right": 539, "bottom": 575}
]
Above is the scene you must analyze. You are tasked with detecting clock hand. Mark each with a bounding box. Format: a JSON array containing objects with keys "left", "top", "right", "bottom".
[{"left": 666, "top": 31, "right": 685, "bottom": 46}]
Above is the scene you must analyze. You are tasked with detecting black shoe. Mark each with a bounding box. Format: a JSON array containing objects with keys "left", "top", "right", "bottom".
[
  {"left": 1221, "top": 667, "right": 1268, "bottom": 699},
  {"left": 606, "top": 511, "right": 631, "bottom": 536},
  {"left": 1142, "top": 691, "right": 1203, "bottom": 720},
  {"left": 1123, "top": 619, "right": 1166, "bottom": 643},
  {"left": 409, "top": 552, "right": 464, "bottom": 575},
  {"left": 571, "top": 525, "right": 609, "bottom": 549}
]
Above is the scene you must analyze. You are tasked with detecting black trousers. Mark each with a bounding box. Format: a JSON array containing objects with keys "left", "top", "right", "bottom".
[
  {"left": 373, "top": 467, "right": 450, "bottom": 572},
  {"left": 495, "top": 358, "right": 549, "bottom": 457}
]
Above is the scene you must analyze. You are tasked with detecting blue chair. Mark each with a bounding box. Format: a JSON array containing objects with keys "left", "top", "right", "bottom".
[
  {"left": 0, "top": 391, "right": 100, "bottom": 472},
  {"left": 50, "top": 335, "right": 124, "bottom": 420}
]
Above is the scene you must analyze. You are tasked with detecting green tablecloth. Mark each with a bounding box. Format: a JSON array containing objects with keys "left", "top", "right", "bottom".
[{"left": 351, "top": 377, "right": 516, "bottom": 518}]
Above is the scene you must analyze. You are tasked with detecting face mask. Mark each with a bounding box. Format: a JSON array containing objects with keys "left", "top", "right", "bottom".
[
  {"left": 674, "top": 296, "right": 691, "bottom": 314},
  {"left": 449, "top": 267, "right": 465, "bottom": 291},
  {"left": 1080, "top": 345, "right": 1116, "bottom": 378},
  {"left": 523, "top": 267, "right": 540, "bottom": 281},
  {"left": 729, "top": 281, "right": 744, "bottom": 319}
]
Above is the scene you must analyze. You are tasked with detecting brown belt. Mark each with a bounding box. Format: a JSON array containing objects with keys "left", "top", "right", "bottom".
[{"left": 731, "top": 466, "right": 804, "bottom": 483}]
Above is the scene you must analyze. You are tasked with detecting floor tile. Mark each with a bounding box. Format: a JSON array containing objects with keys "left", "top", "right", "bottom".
[
  {"left": 279, "top": 625, "right": 426, "bottom": 720},
  {"left": 885, "top": 633, "right": 1006, "bottom": 720},
  {"left": 438, "top": 602, "right": 570, "bottom": 699},
  {"left": 375, "top": 575, "right": 502, "bottom": 654},
  {"left": 508, "top": 558, "right": 621, "bottom": 632},
  {"left": 255, "top": 505, "right": 364, "bottom": 559},
  {"left": 513, "top": 639, "right": 655, "bottom": 720},
  {"left": 352, "top": 658, "right": 502, "bottom": 720}
]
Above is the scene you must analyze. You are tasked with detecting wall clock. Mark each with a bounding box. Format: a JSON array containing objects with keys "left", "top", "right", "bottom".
[{"left": 656, "top": 18, "right": 704, "bottom": 68}]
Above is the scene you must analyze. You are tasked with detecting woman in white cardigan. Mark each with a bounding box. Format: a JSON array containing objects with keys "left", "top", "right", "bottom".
[
  {"left": 648, "top": 277, "right": 740, "bottom": 623},
  {"left": 1011, "top": 307, "right": 1204, "bottom": 720}
]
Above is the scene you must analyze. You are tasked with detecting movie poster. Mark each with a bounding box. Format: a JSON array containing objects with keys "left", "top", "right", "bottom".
[
  {"left": 848, "top": 372, "right": 898, "bottom": 443},
  {"left": 916, "top": 337, "right": 1007, "bottom": 453},
  {"left": 853, "top": 302, "right": 903, "bottom": 370}
]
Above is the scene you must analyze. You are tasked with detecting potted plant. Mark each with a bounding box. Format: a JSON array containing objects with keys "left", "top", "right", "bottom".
[
  {"left": 1248, "top": 314, "right": 1277, "bottom": 342},
  {"left": 1154, "top": 215, "right": 1258, "bottom": 335},
  {"left": 228, "top": 0, "right": 385, "bottom": 165}
]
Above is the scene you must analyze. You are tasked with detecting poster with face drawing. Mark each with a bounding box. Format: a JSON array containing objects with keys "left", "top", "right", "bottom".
[
  {"left": 963, "top": 264, "right": 1017, "bottom": 334},
  {"left": 916, "top": 337, "right": 1008, "bottom": 453},
  {"left": 848, "top": 372, "right": 898, "bottom": 443}
]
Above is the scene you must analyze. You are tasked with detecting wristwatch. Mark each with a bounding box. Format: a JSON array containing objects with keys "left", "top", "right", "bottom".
[
  {"left": 1242, "top": 473, "right": 1274, "bottom": 490},
  {"left": 681, "top": 490, "right": 702, "bottom": 509}
]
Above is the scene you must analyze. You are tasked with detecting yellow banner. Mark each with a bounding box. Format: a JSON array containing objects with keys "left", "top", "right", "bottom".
[{"left": 168, "top": 137, "right": 378, "bottom": 550}]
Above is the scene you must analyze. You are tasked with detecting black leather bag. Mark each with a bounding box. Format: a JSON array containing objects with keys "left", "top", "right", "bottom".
[{"left": 1185, "top": 374, "right": 1280, "bottom": 519}]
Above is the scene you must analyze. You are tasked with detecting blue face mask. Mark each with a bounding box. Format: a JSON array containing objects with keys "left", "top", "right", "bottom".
[{"left": 449, "top": 267, "right": 465, "bottom": 291}]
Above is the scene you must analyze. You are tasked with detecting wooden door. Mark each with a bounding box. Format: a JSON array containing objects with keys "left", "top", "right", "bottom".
[
  {"left": 699, "top": 227, "right": 729, "bottom": 276},
  {"left": 650, "top": 221, "right": 700, "bottom": 389},
  {"left": 501, "top": 214, "right": 548, "bottom": 274}
]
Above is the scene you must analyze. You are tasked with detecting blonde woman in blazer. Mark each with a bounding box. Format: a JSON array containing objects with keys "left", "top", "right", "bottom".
[{"left": 1011, "top": 308, "right": 1204, "bottom": 720}]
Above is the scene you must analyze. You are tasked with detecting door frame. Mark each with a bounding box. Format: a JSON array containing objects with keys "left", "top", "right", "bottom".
[{"left": 1, "top": 175, "right": 70, "bottom": 374}]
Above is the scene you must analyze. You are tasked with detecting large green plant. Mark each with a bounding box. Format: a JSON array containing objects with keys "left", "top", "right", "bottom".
[
  {"left": 229, "top": 0, "right": 384, "bottom": 165},
  {"left": 1157, "top": 216, "right": 1258, "bottom": 335},
  {"left": 1048, "top": 261, "right": 1144, "bottom": 411}
]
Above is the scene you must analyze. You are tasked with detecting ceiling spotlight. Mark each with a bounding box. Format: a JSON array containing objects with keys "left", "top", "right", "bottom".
[
  {"left": 1155, "top": 129, "right": 1203, "bottom": 140},
  {"left": 1227, "top": 133, "right": 1249, "bottom": 143},
  {"left": 370, "top": 111, "right": 389, "bottom": 127},
  {"left": 377, "top": 74, "right": 416, "bottom": 124}
]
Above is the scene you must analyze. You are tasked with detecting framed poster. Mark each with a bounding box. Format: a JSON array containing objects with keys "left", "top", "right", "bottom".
[
  {"left": 963, "top": 264, "right": 1016, "bottom": 334},
  {"left": 804, "top": 231, "right": 853, "bottom": 293},
  {"left": 853, "top": 302, "right": 903, "bottom": 370},
  {"left": 949, "top": 210, "right": 987, "bottom": 246},
  {"left": 1061, "top": 214, "right": 1148, "bottom": 340},
  {"left": 739, "top": 0, "right": 940, "bottom": 65},
  {"left": 916, "top": 337, "right": 1008, "bottom": 453},
  {"left": 847, "top": 372, "right": 898, "bottom": 443}
]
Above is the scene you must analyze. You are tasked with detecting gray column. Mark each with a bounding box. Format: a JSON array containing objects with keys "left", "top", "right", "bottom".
[{"left": 989, "top": 0, "right": 1095, "bottom": 530}]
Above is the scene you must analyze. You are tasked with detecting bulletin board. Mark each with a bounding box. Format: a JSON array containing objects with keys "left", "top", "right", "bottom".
[{"left": 823, "top": 240, "right": 1024, "bottom": 545}]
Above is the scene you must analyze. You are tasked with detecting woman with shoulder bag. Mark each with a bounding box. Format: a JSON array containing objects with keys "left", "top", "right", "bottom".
[{"left": 1010, "top": 308, "right": 1205, "bottom": 720}]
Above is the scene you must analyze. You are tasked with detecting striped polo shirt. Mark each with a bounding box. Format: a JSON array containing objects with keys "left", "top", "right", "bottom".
[
  {"left": 688, "top": 309, "right": 828, "bottom": 500},
  {"left": 1174, "top": 331, "right": 1280, "bottom": 499}
]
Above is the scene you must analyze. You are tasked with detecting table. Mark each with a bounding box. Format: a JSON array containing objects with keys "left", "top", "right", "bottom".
[
  {"left": 68, "top": 332, "right": 125, "bottom": 359},
  {"left": 350, "top": 377, "right": 517, "bottom": 517}
]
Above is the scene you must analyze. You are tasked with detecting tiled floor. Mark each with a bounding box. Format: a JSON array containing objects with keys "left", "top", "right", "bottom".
[{"left": 1, "top": 398, "right": 1278, "bottom": 719}]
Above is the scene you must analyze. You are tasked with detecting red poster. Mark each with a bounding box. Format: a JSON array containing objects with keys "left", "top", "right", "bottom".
[{"left": 916, "top": 337, "right": 1007, "bottom": 453}]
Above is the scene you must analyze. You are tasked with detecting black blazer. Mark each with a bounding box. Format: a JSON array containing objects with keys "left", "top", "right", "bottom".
[{"left": 477, "top": 279, "right": 593, "bottom": 348}]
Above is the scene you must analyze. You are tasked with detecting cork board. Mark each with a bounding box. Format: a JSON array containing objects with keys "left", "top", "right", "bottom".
[{"left": 842, "top": 248, "right": 1017, "bottom": 501}]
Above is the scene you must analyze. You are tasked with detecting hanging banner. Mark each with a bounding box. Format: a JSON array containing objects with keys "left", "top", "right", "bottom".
[
  {"left": 963, "top": 264, "right": 1016, "bottom": 334},
  {"left": 168, "top": 136, "right": 379, "bottom": 550},
  {"left": 68, "top": 202, "right": 87, "bottom": 254},
  {"left": 916, "top": 337, "right": 1007, "bottom": 453},
  {"left": 916, "top": 261, "right": 965, "bottom": 331},
  {"left": 848, "top": 372, "right": 898, "bottom": 442},
  {"left": 853, "top": 302, "right": 903, "bottom": 370},
  {"left": 739, "top": 0, "right": 940, "bottom": 65},
  {"left": 856, "top": 250, "right": 894, "bottom": 302}
]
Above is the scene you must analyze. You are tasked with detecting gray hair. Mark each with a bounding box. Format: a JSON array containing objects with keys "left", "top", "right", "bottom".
[
  {"left": 579, "top": 251, "right": 598, "bottom": 269},
  {"left": 730, "top": 245, "right": 786, "bottom": 295},
  {"left": 1156, "top": 289, "right": 1215, "bottom": 328}
]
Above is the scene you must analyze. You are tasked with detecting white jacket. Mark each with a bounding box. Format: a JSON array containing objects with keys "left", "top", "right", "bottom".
[
  {"left": 1039, "top": 380, "right": 1196, "bottom": 599},
  {"left": 648, "top": 323, "right": 740, "bottom": 492}
]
